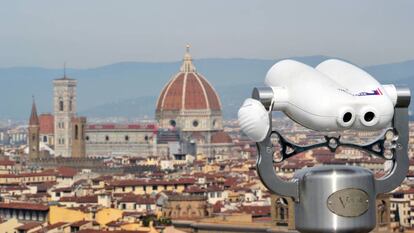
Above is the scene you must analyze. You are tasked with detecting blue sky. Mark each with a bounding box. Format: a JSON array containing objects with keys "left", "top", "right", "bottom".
[{"left": 0, "top": 0, "right": 413, "bottom": 68}]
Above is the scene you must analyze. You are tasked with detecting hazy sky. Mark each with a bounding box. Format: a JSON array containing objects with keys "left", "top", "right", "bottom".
[{"left": 0, "top": 0, "right": 413, "bottom": 68}]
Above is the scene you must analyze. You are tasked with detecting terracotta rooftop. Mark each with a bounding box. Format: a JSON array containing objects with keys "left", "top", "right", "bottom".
[
  {"left": 184, "top": 185, "right": 205, "bottom": 194},
  {"left": 109, "top": 178, "right": 195, "bottom": 187},
  {"left": 78, "top": 230, "right": 149, "bottom": 233},
  {"left": 118, "top": 195, "right": 156, "bottom": 204},
  {"left": 56, "top": 166, "right": 78, "bottom": 178},
  {"left": 59, "top": 195, "right": 98, "bottom": 204},
  {"left": 44, "top": 222, "right": 68, "bottom": 230},
  {"left": 239, "top": 205, "right": 271, "bottom": 217},
  {"left": 39, "top": 113, "right": 54, "bottom": 134},
  {"left": 15, "top": 222, "right": 42, "bottom": 231},
  {"left": 87, "top": 124, "right": 155, "bottom": 131},
  {"left": 168, "top": 194, "right": 207, "bottom": 202},
  {"left": 70, "top": 220, "right": 91, "bottom": 227},
  {"left": 0, "top": 202, "right": 49, "bottom": 211},
  {"left": 0, "top": 170, "right": 56, "bottom": 179},
  {"left": 0, "top": 159, "right": 15, "bottom": 166}
]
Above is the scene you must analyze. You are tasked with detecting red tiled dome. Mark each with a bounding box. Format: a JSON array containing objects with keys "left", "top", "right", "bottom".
[
  {"left": 156, "top": 72, "right": 221, "bottom": 111},
  {"left": 156, "top": 46, "right": 221, "bottom": 112},
  {"left": 210, "top": 131, "right": 232, "bottom": 144}
]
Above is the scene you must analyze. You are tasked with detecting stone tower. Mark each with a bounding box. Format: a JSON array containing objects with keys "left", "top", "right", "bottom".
[
  {"left": 28, "top": 98, "right": 40, "bottom": 160},
  {"left": 71, "top": 116, "right": 86, "bottom": 157},
  {"left": 53, "top": 74, "right": 77, "bottom": 157}
]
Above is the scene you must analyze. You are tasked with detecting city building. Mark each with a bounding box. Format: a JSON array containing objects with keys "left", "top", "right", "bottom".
[
  {"left": 162, "top": 195, "right": 211, "bottom": 219},
  {"left": 84, "top": 123, "right": 159, "bottom": 157}
]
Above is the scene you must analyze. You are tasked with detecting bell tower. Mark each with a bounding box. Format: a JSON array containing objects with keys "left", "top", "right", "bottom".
[
  {"left": 53, "top": 70, "right": 77, "bottom": 157},
  {"left": 28, "top": 97, "right": 40, "bottom": 160}
]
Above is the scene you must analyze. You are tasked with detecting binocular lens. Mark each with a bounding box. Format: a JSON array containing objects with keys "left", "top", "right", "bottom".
[
  {"left": 343, "top": 112, "right": 353, "bottom": 123},
  {"left": 364, "top": 112, "right": 375, "bottom": 122}
]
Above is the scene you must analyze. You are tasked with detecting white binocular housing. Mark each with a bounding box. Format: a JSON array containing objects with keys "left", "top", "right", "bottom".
[
  {"left": 238, "top": 59, "right": 405, "bottom": 142},
  {"left": 239, "top": 58, "right": 411, "bottom": 233}
]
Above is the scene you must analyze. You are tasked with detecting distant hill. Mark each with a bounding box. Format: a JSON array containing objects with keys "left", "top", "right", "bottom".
[{"left": 1, "top": 55, "right": 413, "bottom": 120}]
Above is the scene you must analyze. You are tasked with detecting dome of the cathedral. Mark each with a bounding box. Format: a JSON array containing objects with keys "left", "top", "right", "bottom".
[
  {"left": 156, "top": 46, "right": 221, "bottom": 112},
  {"left": 156, "top": 45, "right": 223, "bottom": 132},
  {"left": 210, "top": 131, "right": 232, "bottom": 144}
]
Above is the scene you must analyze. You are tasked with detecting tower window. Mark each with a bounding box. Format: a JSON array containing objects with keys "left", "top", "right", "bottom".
[
  {"left": 125, "top": 135, "right": 129, "bottom": 141},
  {"left": 169, "top": 120, "right": 176, "bottom": 127},
  {"left": 105, "top": 135, "right": 109, "bottom": 141},
  {"left": 43, "top": 136, "right": 47, "bottom": 142},
  {"left": 85, "top": 136, "right": 89, "bottom": 141},
  {"left": 69, "top": 97, "right": 73, "bottom": 111},
  {"left": 59, "top": 98, "right": 64, "bottom": 111},
  {"left": 75, "top": 125, "right": 79, "bottom": 140}
]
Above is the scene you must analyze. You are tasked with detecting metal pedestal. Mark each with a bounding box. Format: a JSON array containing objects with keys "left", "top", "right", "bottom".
[{"left": 294, "top": 166, "right": 376, "bottom": 233}]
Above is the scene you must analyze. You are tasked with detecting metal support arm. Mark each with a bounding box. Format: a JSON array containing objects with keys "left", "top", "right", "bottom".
[{"left": 256, "top": 113, "right": 299, "bottom": 201}]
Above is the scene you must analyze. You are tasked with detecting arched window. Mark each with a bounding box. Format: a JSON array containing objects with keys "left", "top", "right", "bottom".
[
  {"left": 59, "top": 98, "right": 64, "bottom": 111},
  {"left": 280, "top": 207, "right": 285, "bottom": 220},
  {"left": 75, "top": 125, "right": 79, "bottom": 140},
  {"left": 69, "top": 97, "right": 73, "bottom": 111}
]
